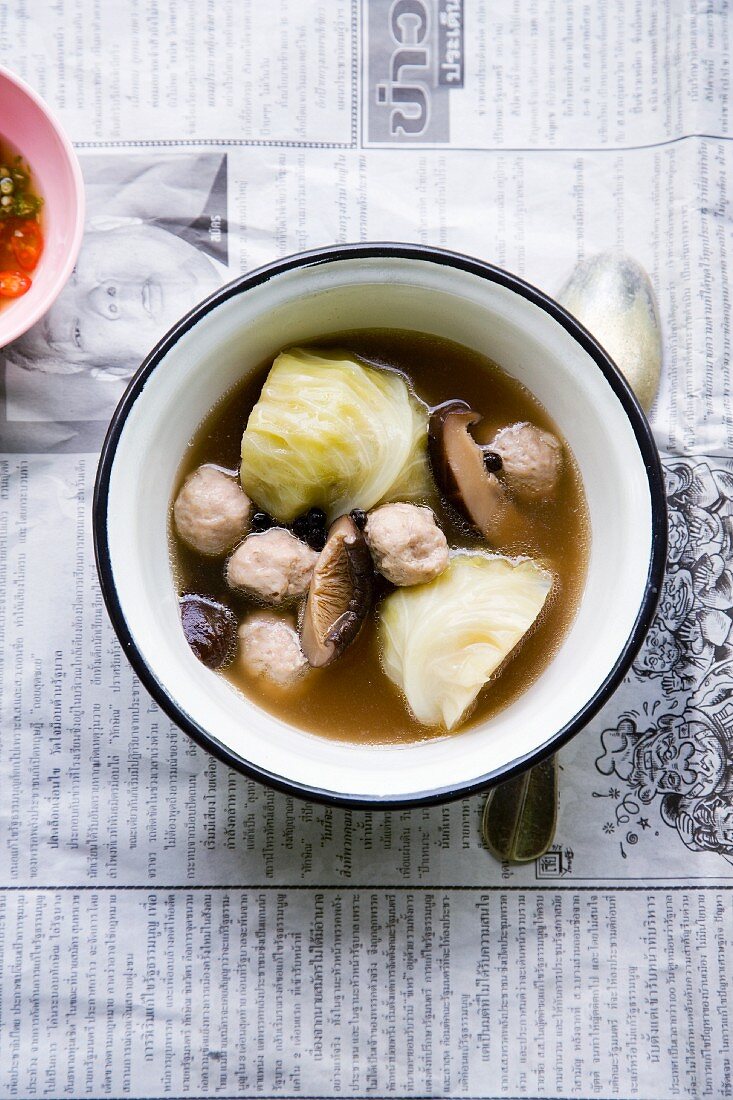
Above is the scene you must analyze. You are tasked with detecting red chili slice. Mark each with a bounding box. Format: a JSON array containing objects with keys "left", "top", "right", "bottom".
[
  {"left": 0, "top": 270, "right": 31, "bottom": 298},
  {"left": 11, "top": 220, "right": 43, "bottom": 271}
]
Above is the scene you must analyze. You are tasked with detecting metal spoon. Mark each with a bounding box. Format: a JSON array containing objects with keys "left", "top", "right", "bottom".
[
  {"left": 482, "top": 253, "right": 662, "bottom": 863},
  {"left": 482, "top": 754, "right": 558, "bottom": 862}
]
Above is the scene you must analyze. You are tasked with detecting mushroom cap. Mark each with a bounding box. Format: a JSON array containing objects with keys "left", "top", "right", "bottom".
[
  {"left": 300, "top": 515, "right": 373, "bottom": 668},
  {"left": 428, "top": 401, "right": 521, "bottom": 543},
  {"left": 180, "top": 594, "right": 238, "bottom": 669}
]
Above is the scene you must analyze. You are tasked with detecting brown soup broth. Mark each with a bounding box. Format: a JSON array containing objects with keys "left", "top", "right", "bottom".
[{"left": 170, "top": 330, "right": 590, "bottom": 744}]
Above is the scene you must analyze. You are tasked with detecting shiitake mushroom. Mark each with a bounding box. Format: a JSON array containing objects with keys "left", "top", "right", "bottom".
[
  {"left": 292, "top": 507, "right": 328, "bottom": 551},
  {"left": 428, "top": 400, "right": 524, "bottom": 545},
  {"left": 300, "top": 515, "right": 373, "bottom": 668},
  {"left": 179, "top": 594, "right": 238, "bottom": 669}
]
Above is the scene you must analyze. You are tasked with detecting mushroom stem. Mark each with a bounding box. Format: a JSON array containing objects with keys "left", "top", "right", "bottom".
[
  {"left": 428, "top": 401, "right": 524, "bottom": 546},
  {"left": 300, "top": 515, "right": 373, "bottom": 667}
]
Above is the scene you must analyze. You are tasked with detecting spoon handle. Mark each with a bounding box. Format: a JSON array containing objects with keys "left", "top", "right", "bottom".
[{"left": 481, "top": 754, "right": 558, "bottom": 863}]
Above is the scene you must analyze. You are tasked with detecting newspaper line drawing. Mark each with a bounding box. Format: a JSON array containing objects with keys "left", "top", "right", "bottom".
[{"left": 596, "top": 458, "right": 733, "bottom": 864}]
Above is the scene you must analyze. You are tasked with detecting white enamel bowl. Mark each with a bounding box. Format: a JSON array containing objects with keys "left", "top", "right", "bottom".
[{"left": 93, "top": 245, "right": 666, "bottom": 807}]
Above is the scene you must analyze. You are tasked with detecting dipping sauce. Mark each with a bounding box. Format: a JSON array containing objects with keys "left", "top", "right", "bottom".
[
  {"left": 0, "top": 139, "right": 43, "bottom": 304},
  {"left": 170, "top": 330, "right": 590, "bottom": 744}
]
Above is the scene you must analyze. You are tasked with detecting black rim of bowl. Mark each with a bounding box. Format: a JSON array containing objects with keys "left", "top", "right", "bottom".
[{"left": 93, "top": 242, "right": 668, "bottom": 809}]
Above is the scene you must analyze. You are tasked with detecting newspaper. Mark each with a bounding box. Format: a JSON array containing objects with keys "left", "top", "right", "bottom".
[{"left": 0, "top": 1, "right": 732, "bottom": 1096}]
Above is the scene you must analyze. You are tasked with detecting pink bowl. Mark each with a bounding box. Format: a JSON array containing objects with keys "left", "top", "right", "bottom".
[{"left": 0, "top": 66, "right": 84, "bottom": 347}]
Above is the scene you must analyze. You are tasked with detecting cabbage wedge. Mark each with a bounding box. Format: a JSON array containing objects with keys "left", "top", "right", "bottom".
[
  {"left": 379, "top": 553, "right": 552, "bottom": 730},
  {"left": 240, "top": 348, "right": 431, "bottom": 522}
]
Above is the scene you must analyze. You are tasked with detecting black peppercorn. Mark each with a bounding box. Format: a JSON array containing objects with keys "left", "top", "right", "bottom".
[
  {"left": 483, "top": 450, "right": 503, "bottom": 473},
  {"left": 293, "top": 507, "right": 328, "bottom": 551},
  {"left": 250, "top": 511, "right": 275, "bottom": 532}
]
